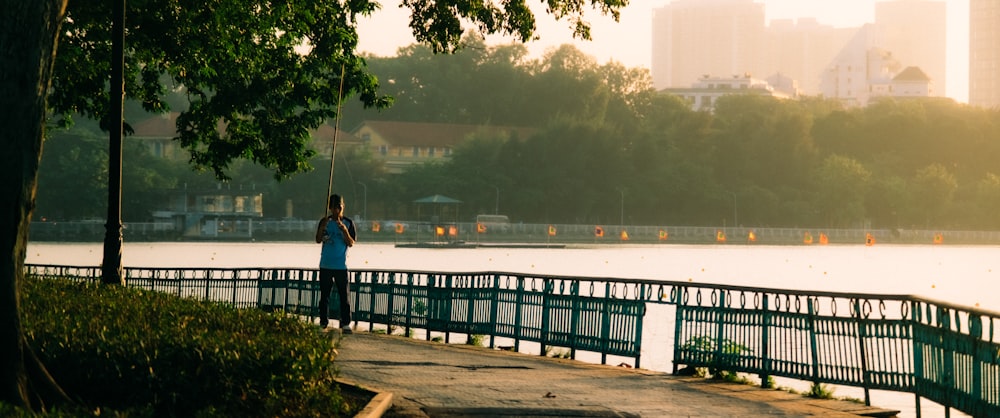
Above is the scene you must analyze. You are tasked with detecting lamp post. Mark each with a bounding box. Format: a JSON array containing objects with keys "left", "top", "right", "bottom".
[
  {"left": 493, "top": 185, "right": 500, "bottom": 215},
  {"left": 358, "top": 182, "right": 367, "bottom": 221},
  {"left": 619, "top": 188, "right": 625, "bottom": 227},
  {"left": 102, "top": 0, "right": 126, "bottom": 285},
  {"left": 730, "top": 191, "right": 738, "bottom": 228}
]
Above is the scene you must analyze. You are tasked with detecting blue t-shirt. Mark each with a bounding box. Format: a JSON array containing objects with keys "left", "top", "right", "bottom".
[{"left": 319, "top": 217, "right": 355, "bottom": 270}]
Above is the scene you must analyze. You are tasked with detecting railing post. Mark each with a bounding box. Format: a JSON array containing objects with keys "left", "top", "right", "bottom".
[
  {"left": 713, "top": 290, "right": 726, "bottom": 374},
  {"left": 760, "top": 294, "right": 771, "bottom": 388},
  {"left": 425, "top": 274, "right": 434, "bottom": 341},
  {"left": 912, "top": 301, "right": 923, "bottom": 418},
  {"left": 671, "top": 286, "right": 684, "bottom": 374},
  {"left": 386, "top": 271, "right": 396, "bottom": 334},
  {"left": 490, "top": 274, "right": 500, "bottom": 348},
  {"left": 231, "top": 269, "right": 238, "bottom": 306},
  {"left": 635, "top": 283, "right": 645, "bottom": 369},
  {"left": 514, "top": 275, "right": 524, "bottom": 353},
  {"left": 465, "top": 275, "right": 476, "bottom": 344},
  {"left": 296, "top": 271, "right": 305, "bottom": 317},
  {"left": 807, "top": 296, "right": 821, "bottom": 387},
  {"left": 403, "top": 272, "right": 414, "bottom": 339},
  {"left": 940, "top": 306, "right": 955, "bottom": 418},
  {"left": 571, "top": 280, "right": 580, "bottom": 362},
  {"left": 444, "top": 274, "right": 454, "bottom": 344},
  {"left": 539, "top": 279, "right": 552, "bottom": 357},
  {"left": 971, "top": 313, "right": 983, "bottom": 416},
  {"left": 854, "top": 299, "right": 872, "bottom": 406}
]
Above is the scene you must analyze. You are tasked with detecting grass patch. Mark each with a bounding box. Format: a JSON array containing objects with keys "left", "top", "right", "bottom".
[{"left": 10, "top": 277, "right": 366, "bottom": 417}]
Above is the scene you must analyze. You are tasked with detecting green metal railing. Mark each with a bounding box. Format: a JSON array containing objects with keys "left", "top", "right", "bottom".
[{"left": 26, "top": 263, "right": 1000, "bottom": 417}]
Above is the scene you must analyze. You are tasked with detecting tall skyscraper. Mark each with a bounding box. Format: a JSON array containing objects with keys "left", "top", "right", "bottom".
[
  {"left": 651, "top": 0, "right": 767, "bottom": 90},
  {"left": 875, "top": 0, "right": 947, "bottom": 97},
  {"left": 970, "top": 0, "right": 1000, "bottom": 108}
]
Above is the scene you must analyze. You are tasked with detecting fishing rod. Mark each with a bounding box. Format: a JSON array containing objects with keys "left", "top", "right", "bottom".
[{"left": 324, "top": 63, "right": 347, "bottom": 218}]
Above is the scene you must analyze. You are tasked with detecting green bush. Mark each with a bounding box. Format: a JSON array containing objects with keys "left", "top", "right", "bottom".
[{"left": 18, "top": 277, "right": 355, "bottom": 417}]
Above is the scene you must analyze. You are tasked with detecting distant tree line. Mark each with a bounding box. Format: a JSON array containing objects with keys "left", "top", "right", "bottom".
[{"left": 38, "top": 35, "right": 1000, "bottom": 230}]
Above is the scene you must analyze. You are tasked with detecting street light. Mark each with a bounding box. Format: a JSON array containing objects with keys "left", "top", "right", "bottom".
[
  {"left": 102, "top": 0, "right": 126, "bottom": 285},
  {"left": 493, "top": 185, "right": 500, "bottom": 215},
  {"left": 619, "top": 188, "right": 625, "bottom": 227},
  {"left": 730, "top": 191, "right": 738, "bottom": 227},
  {"left": 358, "top": 182, "right": 367, "bottom": 221}
]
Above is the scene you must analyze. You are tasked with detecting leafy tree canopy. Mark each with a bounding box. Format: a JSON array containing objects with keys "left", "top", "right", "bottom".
[{"left": 48, "top": 0, "right": 628, "bottom": 180}]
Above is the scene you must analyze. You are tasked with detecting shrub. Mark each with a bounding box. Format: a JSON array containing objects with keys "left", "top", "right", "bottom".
[
  {"left": 19, "top": 277, "right": 356, "bottom": 417},
  {"left": 807, "top": 382, "right": 835, "bottom": 399},
  {"left": 678, "top": 335, "right": 752, "bottom": 379}
]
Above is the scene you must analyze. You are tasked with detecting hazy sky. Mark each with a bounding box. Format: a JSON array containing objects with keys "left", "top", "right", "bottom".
[{"left": 357, "top": 0, "right": 970, "bottom": 103}]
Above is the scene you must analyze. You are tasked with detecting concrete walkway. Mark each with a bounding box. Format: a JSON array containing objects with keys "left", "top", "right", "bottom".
[{"left": 334, "top": 331, "right": 899, "bottom": 417}]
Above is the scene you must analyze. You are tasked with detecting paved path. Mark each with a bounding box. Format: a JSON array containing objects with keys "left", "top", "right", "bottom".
[{"left": 334, "top": 331, "right": 899, "bottom": 417}]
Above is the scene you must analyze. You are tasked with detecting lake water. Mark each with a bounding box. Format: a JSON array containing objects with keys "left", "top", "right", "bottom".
[
  {"left": 26, "top": 241, "right": 995, "bottom": 417},
  {"left": 26, "top": 241, "right": 1000, "bottom": 312}
]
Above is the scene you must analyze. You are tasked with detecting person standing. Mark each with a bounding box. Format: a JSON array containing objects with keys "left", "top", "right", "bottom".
[{"left": 315, "top": 194, "right": 357, "bottom": 333}]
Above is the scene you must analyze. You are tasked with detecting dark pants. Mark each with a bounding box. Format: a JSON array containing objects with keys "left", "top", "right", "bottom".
[{"left": 319, "top": 268, "right": 352, "bottom": 327}]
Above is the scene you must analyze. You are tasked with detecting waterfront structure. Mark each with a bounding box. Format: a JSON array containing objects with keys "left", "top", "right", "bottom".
[
  {"left": 351, "top": 120, "right": 533, "bottom": 174},
  {"left": 659, "top": 73, "right": 792, "bottom": 112},
  {"left": 151, "top": 184, "right": 264, "bottom": 239},
  {"left": 970, "top": 0, "right": 1000, "bottom": 107},
  {"left": 131, "top": 112, "right": 344, "bottom": 238},
  {"left": 874, "top": 0, "right": 947, "bottom": 98}
]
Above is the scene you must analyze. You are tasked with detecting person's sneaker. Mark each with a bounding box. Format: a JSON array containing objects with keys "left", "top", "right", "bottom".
[{"left": 340, "top": 326, "right": 353, "bottom": 334}]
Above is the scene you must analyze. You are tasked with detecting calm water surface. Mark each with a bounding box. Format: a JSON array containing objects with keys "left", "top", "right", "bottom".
[
  {"left": 26, "top": 241, "right": 1000, "bottom": 312},
  {"left": 26, "top": 241, "right": 994, "bottom": 417}
]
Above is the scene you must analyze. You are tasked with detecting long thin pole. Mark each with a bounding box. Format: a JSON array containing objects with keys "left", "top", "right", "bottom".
[
  {"left": 102, "top": 0, "right": 125, "bottom": 285},
  {"left": 324, "top": 63, "right": 347, "bottom": 217}
]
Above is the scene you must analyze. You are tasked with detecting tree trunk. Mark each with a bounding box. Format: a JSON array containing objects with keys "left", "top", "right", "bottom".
[{"left": 0, "top": 0, "right": 69, "bottom": 409}]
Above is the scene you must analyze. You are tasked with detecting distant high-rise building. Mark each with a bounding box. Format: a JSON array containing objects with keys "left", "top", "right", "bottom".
[
  {"left": 874, "top": 0, "right": 946, "bottom": 97},
  {"left": 767, "top": 18, "right": 856, "bottom": 95},
  {"left": 651, "top": 0, "right": 767, "bottom": 90},
  {"left": 970, "top": 0, "right": 1000, "bottom": 107}
]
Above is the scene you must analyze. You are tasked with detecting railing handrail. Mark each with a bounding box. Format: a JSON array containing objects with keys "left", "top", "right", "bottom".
[
  {"left": 25, "top": 263, "right": 1000, "bottom": 417},
  {"left": 26, "top": 262, "right": 1000, "bottom": 318}
]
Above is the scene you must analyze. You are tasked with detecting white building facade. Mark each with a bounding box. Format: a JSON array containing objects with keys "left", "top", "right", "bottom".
[{"left": 660, "top": 74, "right": 792, "bottom": 112}]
